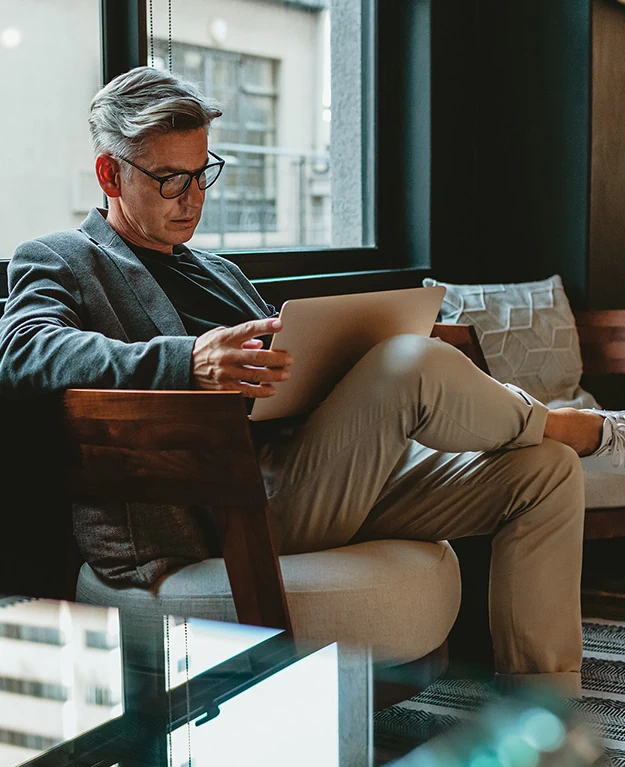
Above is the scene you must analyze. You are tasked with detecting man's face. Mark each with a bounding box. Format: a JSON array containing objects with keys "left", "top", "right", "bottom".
[{"left": 116, "top": 127, "right": 208, "bottom": 252}]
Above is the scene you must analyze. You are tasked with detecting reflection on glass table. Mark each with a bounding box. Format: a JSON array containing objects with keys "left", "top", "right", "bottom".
[
  {"left": 136, "top": 612, "right": 344, "bottom": 767},
  {"left": 168, "top": 641, "right": 339, "bottom": 767},
  {"left": 0, "top": 597, "right": 348, "bottom": 767},
  {"left": 162, "top": 614, "right": 283, "bottom": 692},
  {"left": 0, "top": 598, "right": 122, "bottom": 767}
]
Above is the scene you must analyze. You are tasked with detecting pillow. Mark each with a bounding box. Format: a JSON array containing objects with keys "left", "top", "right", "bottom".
[{"left": 423, "top": 274, "right": 600, "bottom": 410}]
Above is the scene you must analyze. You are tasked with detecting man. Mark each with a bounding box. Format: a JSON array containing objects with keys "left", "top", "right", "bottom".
[{"left": 0, "top": 66, "right": 623, "bottom": 699}]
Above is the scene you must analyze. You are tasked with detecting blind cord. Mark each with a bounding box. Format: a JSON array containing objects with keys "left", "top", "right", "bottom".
[
  {"left": 148, "top": 0, "right": 172, "bottom": 72},
  {"left": 165, "top": 616, "right": 192, "bottom": 767},
  {"left": 168, "top": 0, "right": 173, "bottom": 72},
  {"left": 149, "top": 0, "right": 154, "bottom": 67}
]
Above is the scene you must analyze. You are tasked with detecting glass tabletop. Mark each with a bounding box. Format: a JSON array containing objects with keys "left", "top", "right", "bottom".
[
  {"left": 0, "top": 597, "right": 605, "bottom": 767},
  {"left": 0, "top": 597, "right": 362, "bottom": 767}
]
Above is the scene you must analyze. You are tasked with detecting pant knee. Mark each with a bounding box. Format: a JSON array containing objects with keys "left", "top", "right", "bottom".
[
  {"left": 506, "top": 439, "right": 585, "bottom": 518},
  {"left": 549, "top": 440, "right": 585, "bottom": 515},
  {"left": 538, "top": 438, "right": 584, "bottom": 487},
  {"left": 372, "top": 334, "right": 463, "bottom": 384}
]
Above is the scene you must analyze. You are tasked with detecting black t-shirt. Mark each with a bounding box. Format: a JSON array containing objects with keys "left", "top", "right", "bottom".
[{"left": 126, "top": 241, "right": 275, "bottom": 335}]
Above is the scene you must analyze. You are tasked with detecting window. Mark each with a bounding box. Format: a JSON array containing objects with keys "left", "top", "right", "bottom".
[
  {"left": 155, "top": 42, "right": 281, "bottom": 246},
  {"left": 148, "top": 0, "right": 373, "bottom": 257},
  {"left": 0, "top": 727, "right": 59, "bottom": 751},
  {"left": 0, "top": 0, "right": 385, "bottom": 285},
  {"left": 0, "top": 622, "right": 64, "bottom": 646},
  {"left": 0, "top": 0, "right": 428, "bottom": 291},
  {"left": 0, "top": 0, "right": 101, "bottom": 259},
  {"left": 85, "top": 685, "right": 119, "bottom": 707},
  {"left": 85, "top": 629, "right": 119, "bottom": 650},
  {"left": 0, "top": 676, "right": 68, "bottom": 702}
]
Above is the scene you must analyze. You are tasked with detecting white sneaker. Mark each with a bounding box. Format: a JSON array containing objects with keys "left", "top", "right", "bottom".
[{"left": 580, "top": 409, "right": 625, "bottom": 474}]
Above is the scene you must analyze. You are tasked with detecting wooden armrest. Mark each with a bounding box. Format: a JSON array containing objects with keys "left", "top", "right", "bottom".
[
  {"left": 431, "top": 323, "right": 491, "bottom": 375},
  {"left": 63, "top": 389, "right": 261, "bottom": 505},
  {"left": 62, "top": 388, "right": 291, "bottom": 632},
  {"left": 574, "top": 310, "right": 625, "bottom": 375}
]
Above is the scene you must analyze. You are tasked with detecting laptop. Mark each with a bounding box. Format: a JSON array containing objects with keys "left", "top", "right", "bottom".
[{"left": 249, "top": 285, "right": 446, "bottom": 422}]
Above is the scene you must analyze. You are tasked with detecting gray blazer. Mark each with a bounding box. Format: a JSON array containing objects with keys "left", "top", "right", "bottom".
[
  {"left": 0, "top": 208, "right": 274, "bottom": 586},
  {"left": 0, "top": 207, "right": 273, "bottom": 396}
]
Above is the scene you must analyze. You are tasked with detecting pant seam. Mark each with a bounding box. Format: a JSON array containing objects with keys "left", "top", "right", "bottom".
[{"left": 411, "top": 397, "right": 533, "bottom": 451}]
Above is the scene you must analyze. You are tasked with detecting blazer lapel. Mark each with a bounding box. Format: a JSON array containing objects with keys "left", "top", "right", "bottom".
[
  {"left": 184, "top": 248, "right": 267, "bottom": 317},
  {"left": 80, "top": 208, "right": 187, "bottom": 337}
]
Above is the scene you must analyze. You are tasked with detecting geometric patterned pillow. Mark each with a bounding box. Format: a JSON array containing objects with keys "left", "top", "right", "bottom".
[{"left": 422, "top": 274, "right": 600, "bottom": 410}]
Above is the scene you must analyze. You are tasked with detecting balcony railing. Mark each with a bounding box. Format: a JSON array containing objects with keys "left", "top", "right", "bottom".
[{"left": 191, "top": 143, "right": 331, "bottom": 253}]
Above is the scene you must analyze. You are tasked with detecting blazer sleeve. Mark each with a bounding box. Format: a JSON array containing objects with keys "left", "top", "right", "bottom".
[{"left": 0, "top": 240, "right": 196, "bottom": 398}]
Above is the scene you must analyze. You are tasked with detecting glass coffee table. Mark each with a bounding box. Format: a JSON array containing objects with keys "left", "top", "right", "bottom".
[{"left": 0, "top": 597, "right": 604, "bottom": 767}]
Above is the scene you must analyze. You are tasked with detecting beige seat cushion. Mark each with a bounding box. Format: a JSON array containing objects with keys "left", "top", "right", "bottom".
[
  {"left": 77, "top": 539, "right": 461, "bottom": 667},
  {"left": 583, "top": 467, "right": 625, "bottom": 509}
]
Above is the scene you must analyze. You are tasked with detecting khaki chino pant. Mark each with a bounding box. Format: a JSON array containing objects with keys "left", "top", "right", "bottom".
[{"left": 259, "top": 335, "right": 585, "bottom": 697}]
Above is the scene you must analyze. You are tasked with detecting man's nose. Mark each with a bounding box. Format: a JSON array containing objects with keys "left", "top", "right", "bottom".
[{"left": 181, "top": 178, "right": 205, "bottom": 207}]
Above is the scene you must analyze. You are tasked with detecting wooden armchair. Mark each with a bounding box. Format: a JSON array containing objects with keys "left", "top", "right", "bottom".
[
  {"left": 0, "top": 322, "right": 490, "bottom": 710},
  {"left": 61, "top": 324, "right": 483, "bottom": 709},
  {"left": 63, "top": 388, "right": 293, "bottom": 632}
]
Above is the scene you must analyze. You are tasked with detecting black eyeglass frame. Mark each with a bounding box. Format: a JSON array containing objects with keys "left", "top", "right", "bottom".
[{"left": 118, "top": 150, "right": 226, "bottom": 199}]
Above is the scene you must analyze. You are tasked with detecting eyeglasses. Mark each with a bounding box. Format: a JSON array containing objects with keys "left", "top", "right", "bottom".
[{"left": 118, "top": 150, "right": 225, "bottom": 199}]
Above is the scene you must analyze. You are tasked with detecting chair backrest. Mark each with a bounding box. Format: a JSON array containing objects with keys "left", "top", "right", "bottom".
[
  {"left": 62, "top": 388, "right": 292, "bottom": 633},
  {"left": 574, "top": 309, "right": 625, "bottom": 375}
]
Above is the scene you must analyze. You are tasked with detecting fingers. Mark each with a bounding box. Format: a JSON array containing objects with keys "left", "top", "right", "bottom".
[
  {"left": 238, "top": 383, "right": 277, "bottom": 399},
  {"left": 197, "top": 380, "right": 277, "bottom": 398},
  {"left": 217, "top": 363, "right": 290, "bottom": 385},
  {"left": 228, "top": 347, "right": 293, "bottom": 370},
  {"left": 240, "top": 339, "right": 264, "bottom": 349},
  {"left": 192, "top": 318, "right": 291, "bottom": 394},
  {"left": 219, "top": 317, "right": 282, "bottom": 344}
]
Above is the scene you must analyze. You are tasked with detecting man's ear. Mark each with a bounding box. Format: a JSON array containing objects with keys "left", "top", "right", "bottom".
[{"left": 95, "top": 155, "right": 122, "bottom": 198}]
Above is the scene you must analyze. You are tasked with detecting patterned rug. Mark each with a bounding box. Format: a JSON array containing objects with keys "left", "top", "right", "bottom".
[{"left": 374, "top": 618, "right": 625, "bottom": 766}]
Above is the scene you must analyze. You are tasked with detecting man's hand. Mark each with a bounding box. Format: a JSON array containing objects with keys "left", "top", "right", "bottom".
[{"left": 192, "top": 317, "right": 292, "bottom": 398}]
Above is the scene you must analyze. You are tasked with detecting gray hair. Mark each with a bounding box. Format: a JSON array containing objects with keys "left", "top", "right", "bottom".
[{"left": 88, "top": 66, "right": 222, "bottom": 160}]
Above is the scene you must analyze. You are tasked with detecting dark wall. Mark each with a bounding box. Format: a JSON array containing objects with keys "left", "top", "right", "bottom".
[
  {"left": 429, "top": 0, "right": 591, "bottom": 307},
  {"left": 0, "top": 395, "right": 79, "bottom": 600}
]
